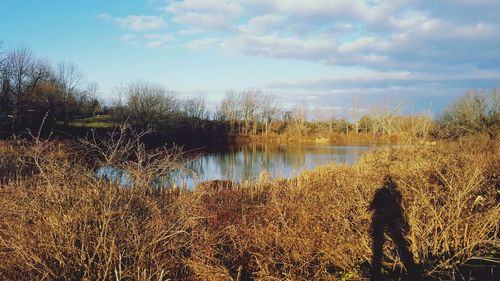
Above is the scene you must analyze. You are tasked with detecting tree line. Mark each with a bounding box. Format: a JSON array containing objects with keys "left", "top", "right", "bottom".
[
  {"left": 0, "top": 45, "right": 101, "bottom": 131},
  {"left": 108, "top": 82, "right": 498, "bottom": 141},
  {"left": 1, "top": 43, "right": 498, "bottom": 141}
]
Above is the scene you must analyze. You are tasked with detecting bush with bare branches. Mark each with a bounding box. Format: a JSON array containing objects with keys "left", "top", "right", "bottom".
[{"left": 0, "top": 133, "right": 498, "bottom": 280}]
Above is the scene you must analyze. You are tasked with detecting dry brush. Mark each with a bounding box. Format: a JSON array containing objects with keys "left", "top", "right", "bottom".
[{"left": 0, "top": 134, "right": 498, "bottom": 280}]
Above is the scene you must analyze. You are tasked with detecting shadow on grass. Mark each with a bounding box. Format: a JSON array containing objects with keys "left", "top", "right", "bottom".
[{"left": 369, "top": 175, "right": 419, "bottom": 281}]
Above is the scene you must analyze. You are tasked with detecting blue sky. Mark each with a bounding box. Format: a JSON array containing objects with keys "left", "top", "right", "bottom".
[{"left": 1, "top": 0, "right": 499, "bottom": 116}]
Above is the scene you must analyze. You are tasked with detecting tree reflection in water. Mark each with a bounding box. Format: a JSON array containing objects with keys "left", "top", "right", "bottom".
[{"left": 169, "top": 143, "right": 372, "bottom": 189}]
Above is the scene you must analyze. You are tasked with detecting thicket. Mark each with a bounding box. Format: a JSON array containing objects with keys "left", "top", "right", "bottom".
[
  {"left": 0, "top": 130, "right": 498, "bottom": 280},
  {"left": 108, "top": 85, "right": 436, "bottom": 142},
  {"left": 437, "top": 89, "right": 499, "bottom": 138},
  {"left": 0, "top": 45, "right": 102, "bottom": 131}
]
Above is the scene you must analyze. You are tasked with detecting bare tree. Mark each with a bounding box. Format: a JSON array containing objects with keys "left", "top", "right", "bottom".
[
  {"left": 85, "top": 82, "right": 101, "bottom": 117},
  {"left": 0, "top": 42, "right": 8, "bottom": 116},
  {"left": 239, "top": 89, "right": 261, "bottom": 135},
  {"left": 373, "top": 100, "right": 402, "bottom": 135},
  {"left": 6, "top": 46, "right": 35, "bottom": 127},
  {"left": 124, "top": 81, "right": 179, "bottom": 129},
  {"left": 486, "top": 89, "right": 499, "bottom": 133},
  {"left": 260, "top": 93, "right": 279, "bottom": 136},
  {"left": 182, "top": 95, "right": 208, "bottom": 130},
  {"left": 351, "top": 97, "right": 362, "bottom": 133},
  {"left": 109, "top": 84, "right": 128, "bottom": 122},
  {"left": 218, "top": 91, "right": 240, "bottom": 133},
  {"left": 314, "top": 106, "right": 336, "bottom": 134},
  {"left": 412, "top": 113, "right": 433, "bottom": 138},
  {"left": 288, "top": 104, "right": 309, "bottom": 137},
  {"left": 86, "top": 82, "right": 99, "bottom": 102},
  {"left": 182, "top": 96, "right": 208, "bottom": 120},
  {"left": 439, "top": 90, "right": 499, "bottom": 137},
  {"left": 56, "top": 61, "right": 84, "bottom": 123},
  {"left": 1, "top": 46, "right": 50, "bottom": 128},
  {"left": 359, "top": 115, "right": 374, "bottom": 133}
]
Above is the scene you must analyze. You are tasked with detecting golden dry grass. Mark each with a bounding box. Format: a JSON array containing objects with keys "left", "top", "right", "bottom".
[{"left": 0, "top": 134, "right": 498, "bottom": 280}]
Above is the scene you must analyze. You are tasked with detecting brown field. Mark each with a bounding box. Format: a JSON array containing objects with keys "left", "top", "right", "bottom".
[{"left": 0, "top": 134, "right": 498, "bottom": 280}]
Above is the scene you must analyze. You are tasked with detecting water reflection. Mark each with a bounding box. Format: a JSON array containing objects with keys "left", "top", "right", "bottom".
[
  {"left": 170, "top": 143, "right": 372, "bottom": 188},
  {"left": 96, "top": 144, "right": 373, "bottom": 189},
  {"left": 95, "top": 165, "right": 131, "bottom": 187}
]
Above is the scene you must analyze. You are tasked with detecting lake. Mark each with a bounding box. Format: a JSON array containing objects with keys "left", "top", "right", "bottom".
[
  {"left": 96, "top": 143, "right": 374, "bottom": 189},
  {"left": 169, "top": 143, "right": 373, "bottom": 188}
]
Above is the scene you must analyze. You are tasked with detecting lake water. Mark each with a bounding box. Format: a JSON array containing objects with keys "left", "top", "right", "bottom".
[
  {"left": 171, "top": 143, "right": 372, "bottom": 188},
  {"left": 96, "top": 143, "right": 373, "bottom": 189}
]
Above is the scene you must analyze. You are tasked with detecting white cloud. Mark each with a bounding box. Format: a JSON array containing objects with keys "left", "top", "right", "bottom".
[
  {"left": 146, "top": 41, "right": 167, "bottom": 49},
  {"left": 238, "top": 14, "right": 285, "bottom": 34},
  {"left": 173, "top": 12, "right": 236, "bottom": 31},
  {"left": 266, "top": 68, "right": 500, "bottom": 90},
  {"left": 95, "top": 0, "right": 500, "bottom": 114},
  {"left": 187, "top": 38, "right": 218, "bottom": 50},
  {"left": 144, "top": 33, "right": 174, "bottom": 41},
  {"left": 143, "top": 33, "right": 174, "bottom": 49},
  {"left": 120, "top": 34, "right": 139, "bottom": 45},
  {"left": 178, "top": 29, "right": 203, "bottom": 35},
  {"left": 165, "top": 0, "right": 242, "bottom": 15},
  {"left": 113, "top": 1, "right": 500, "bottom": 74},
  {"left": 338, "top": 37, "right": 390, "bottom": 53},
  {"left": 97, "top": 13, "right": 112, "bottom": 21},
  {"left": 417, "top": 20, "right": 500, "bottom": 40},
  {"left": 115, "top": 15, "right": 165, "bottom": 31},
  {"left": 266, "top": 0, "right": 370, "bottom": 19},
  {"left": 165, "top": 0, "right": 242, "bottom": 31},
  {"left": 223, "top": 34, "right": 337, "bottom": 61}
]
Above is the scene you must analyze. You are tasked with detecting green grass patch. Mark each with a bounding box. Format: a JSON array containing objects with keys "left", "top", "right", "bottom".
[{"left": 61, "top": 115, "right": 114, "bottom": 128}]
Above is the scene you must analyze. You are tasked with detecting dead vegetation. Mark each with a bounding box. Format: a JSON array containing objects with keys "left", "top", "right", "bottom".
[{"left": 0, "top": 131, "right": 498, "bottom": 280}]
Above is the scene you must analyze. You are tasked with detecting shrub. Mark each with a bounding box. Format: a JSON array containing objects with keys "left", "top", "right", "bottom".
[
  {"left": 438, "top": 89, "right": 499, "bottom": 138},
  {"left": 0, "top": 134, "right": 498, "bottom": 280}
]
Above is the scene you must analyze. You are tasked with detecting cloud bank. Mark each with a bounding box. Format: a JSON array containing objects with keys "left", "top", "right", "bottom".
[{"left": 101, "top": 0, "right": 500, "bottom": 113}]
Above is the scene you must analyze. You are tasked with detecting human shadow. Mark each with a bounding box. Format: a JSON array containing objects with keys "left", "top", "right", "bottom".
[{"left": 369, "top": 175, "right": 419, "bottom": 281}]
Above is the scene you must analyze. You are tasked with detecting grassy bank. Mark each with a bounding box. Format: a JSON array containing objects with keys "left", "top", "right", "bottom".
[
  {"left": 44, "top": 114, "right": 427, "bottom": 147},
  {"left": 0, "top": 134, "right": 498, "bottom": 280},
  {"left": 242, "top": 132, "right": 421, "bottom": 145}
]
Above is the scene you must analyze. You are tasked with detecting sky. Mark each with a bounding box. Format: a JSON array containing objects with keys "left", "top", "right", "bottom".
[{"left": 1, "top": 0, "right": 499, "bottom": 116}]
